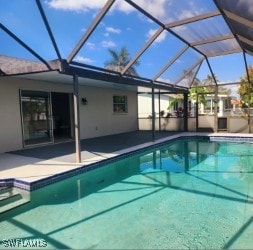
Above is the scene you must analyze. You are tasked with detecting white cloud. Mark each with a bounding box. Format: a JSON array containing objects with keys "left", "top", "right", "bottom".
[
  {"left": 81, "top": 27, "right": 87, "bottom": 33},
  {"left": 45, "top": 0, "right": 105, "bottom": 12},
  {"left": 45, "top": 0, "right": 169, "bottom": 19},
  {"left": 178, "top": 9, "right": 199, "bottom": 20},
  {"left": 86, "top": 42, "right": 96, "bottom": 49},
  {"left": 101, "top": 40, "right": 116, "bottom": 48},
  {"left": 146, "top": 29, "right": 166, "bottom": 43},
  {"left": 175, "top": 59, "right": 182, "bottom": 64},
  {"left": 112, "top": 1, "right": 136, "bottom": 14},
  {"left": 130, "top": 0, "right": 168, "bottom": 19},
  {"left": 105, "top": 27, "right": 121, "bottom": 34},
  {"left": 75, "top": 55, "right": 94, "bottom": 63}
]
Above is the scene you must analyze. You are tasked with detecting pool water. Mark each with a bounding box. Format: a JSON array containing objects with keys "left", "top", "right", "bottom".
[{"left": 1, "top": 138, "right": 253, "bottom": 249}]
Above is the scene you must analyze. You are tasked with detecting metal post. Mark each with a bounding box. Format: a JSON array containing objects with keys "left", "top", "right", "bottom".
[
  {"left": 183, "top": 93, "right": 188, "bottom": 131},
  {"left": 196, "top": 94, "right": 199, "bottom": 131},
  {"left": 248, "top": 81, "right": 251, "bottom": 133},
  {"left": 243, "top": 52, "right": 251, "bottom": 133},
  {"left": 158, "top": 90, "right": 161, "bottom": 131},
  {"left": 214, "top": 85, "right": 218, "bottom": 132},
  {"left": 73, "top": 74, "right": 81, "bottom": 163},
  {"left": 152, "top": 86, "right": 155, "bottom": 141}
]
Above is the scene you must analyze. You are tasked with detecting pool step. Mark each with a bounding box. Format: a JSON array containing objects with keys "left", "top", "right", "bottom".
[{"left": 0, "top": 187, "right": 30, "bottom": 214}]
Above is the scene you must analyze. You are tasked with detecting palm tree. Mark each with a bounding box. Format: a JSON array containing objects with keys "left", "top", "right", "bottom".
[
  {"left": 104, "top": 47, "right": 140, "bottom": 76},
  {"left": 203, "top": 74, "right": 218, "bottom": 92},
  {"left": 203, "top": 74, "right": 216, "bottom": 85}
]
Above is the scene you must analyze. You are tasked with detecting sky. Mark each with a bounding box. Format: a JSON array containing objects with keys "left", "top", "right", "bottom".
[{"left": 1, "top": 0, "right": 253, "bottom": 90}]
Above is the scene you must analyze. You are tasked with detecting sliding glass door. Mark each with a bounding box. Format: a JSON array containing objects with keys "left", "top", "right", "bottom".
[{"left": 20, "top": 90, "right": 53, "bottom": 146}]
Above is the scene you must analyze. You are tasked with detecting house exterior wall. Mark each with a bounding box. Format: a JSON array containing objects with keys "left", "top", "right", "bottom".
[
  {"left": 138, "top": 94, "right": 171, "bottom": 118},
  {"left": 228, "top": 117, "right": 248, "bottom": 133},
  {"left": 78, "top": 86, "right": 138, "bottom": 138},
  {"left": 0, "top": 77, "right": 138, "bottom": 153}
]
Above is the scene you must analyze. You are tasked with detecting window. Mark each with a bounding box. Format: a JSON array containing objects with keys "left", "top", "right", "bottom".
[{"left": 113, "top": 96, "right": 128, "bottom": 113}]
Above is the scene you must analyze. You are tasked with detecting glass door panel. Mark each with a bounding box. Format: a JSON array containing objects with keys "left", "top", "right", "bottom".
[{"left": 21, "top": 90, "right": 53, "bottom": 146}]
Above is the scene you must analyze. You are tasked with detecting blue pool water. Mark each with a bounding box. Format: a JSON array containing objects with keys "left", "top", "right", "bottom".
[{"left": 0, "top": 138, "right": 253, "bottom": 249}]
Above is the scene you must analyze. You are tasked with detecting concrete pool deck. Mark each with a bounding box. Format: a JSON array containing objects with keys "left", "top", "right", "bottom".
[{"left": 1, "top": 131, "right": 253, "bottom": 189}]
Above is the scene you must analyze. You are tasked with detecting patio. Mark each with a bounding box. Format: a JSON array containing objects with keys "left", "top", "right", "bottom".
[
  {"left": 0, "top": 131, "right": 181, "bottom": 185},
  {"left": 1, "top": 131, "right": 253, "bottom": 189}
]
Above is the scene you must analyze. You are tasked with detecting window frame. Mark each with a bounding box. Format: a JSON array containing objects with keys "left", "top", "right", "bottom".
[{"left": 113, "top": 95, "right": 128, "bottom": 113}]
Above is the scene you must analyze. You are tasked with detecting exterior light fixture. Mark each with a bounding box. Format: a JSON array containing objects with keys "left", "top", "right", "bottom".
[{"left": 81, "top": 97, "right": 88, "bottom": 105}]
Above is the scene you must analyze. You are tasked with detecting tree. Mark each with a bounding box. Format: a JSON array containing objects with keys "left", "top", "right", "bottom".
[
  {"left": 203, "top": 74, "right": 218, "bottom": 92},
  {"left": 189, "top": 76, "right": 207, "bottom": 105},
  {"left": 104, "top": 47, "right": 140, "bottom": 76},
  {"left": 189, "top": 87, "right": 206, "bottom": 105},
  {"left": 167, "top": 94, "right": 184, "bottom": 110},
  {"left": 238, "top": 66, "right": 253, "bottom": 107}
]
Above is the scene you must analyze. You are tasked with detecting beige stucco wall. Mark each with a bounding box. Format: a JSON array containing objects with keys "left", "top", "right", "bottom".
[
  {"left": 198, "top": 115, "right": 215, "bottom": 130},
  {"left": 138, "top": 117, "right": 184, "bottom": 131},
  {"left": 228, "top": 117, "right": 248, "bottom": 133},
  {"left": 0, "top": 77, "right": 138, "bottom": 153},
  {"left": 78, "top": 86, "right": 138, "bottom": 138}
]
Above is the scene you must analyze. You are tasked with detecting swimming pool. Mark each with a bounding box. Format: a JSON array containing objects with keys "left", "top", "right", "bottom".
[{"left": 0, "top": 138, "right": 253, "bottom": 249}]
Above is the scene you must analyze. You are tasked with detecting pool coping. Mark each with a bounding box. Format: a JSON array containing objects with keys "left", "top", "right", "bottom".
[{"left": 1, "top": 132, "right": 253, "bottom": 191}]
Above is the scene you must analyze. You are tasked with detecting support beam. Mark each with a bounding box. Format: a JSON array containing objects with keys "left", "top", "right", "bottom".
[
  {"left": 247, "top": 80, "right": 251, "bottom": 133},
  {"left": 67, "top": 0, "right": 115, "bottom": 63},
  {"left": 183, "top": 93, "right": 188, "bottom": 131},
  {"left": 213, "top": 1, "right": 249, "bottom": 55},
  {"left": 158, "top": 90, "right": 161, "bottom": 131},
  {"left": 152, "top": 85, "right": 155, "bottom": 141},
  {"left": 152, "top": 45, "right": 189, "bottom": 81},
  {"left": 189, "top": 60, "right": 203, "bottom": 88},
  {"left": 243, "top": 51, "right": 251, "bottom": 134},
  {"left": 63, "top": 64, "right": 188, "bottom": 93},
  {"left": 237, "top": 35, "right": 253, "bottom": 47},
  {"left": 166, "top": 10, "right": 220, "bottom": 28},
  {"left": 191, "top": 34, "right": 234, "bottom": 46},
  {"left": 73, "top": 74, "right": 81, "bottom": 163},
  {"left": 243, "top": 51, "right": 251, "bottom": 84},
  {"left": 223, "top": 9, "right": 253, "bottom": 29},
  {"left": 206, "top": 58, "right": 218, "bottom": 85},
  {"left": 174, "top": 57, "right": 204, "bottom": 86},
  {"left": 121, "top": 27, "right": 164, "bottom": 75},
  {"left": 214, "top": 85, "right": 218, "bottom": 132},
  {"left": 206, "top": 48, "right": 242, "bottom": 57},
  {"left": 36, "top": 0, "right": 62, "bottom": 60},
  {"left": 1, "top": 24, "right": 51, "bottom": 70},
  {"left": 165, "top": 10, "right": 221, "bottom": 29},
  {"left": 125, "top": 0, "right": 208, "bottom": 61},
  {"left": 196, "top": 94, "right": 199, "bottom": 131},
  {"left": 245, "top": 49, "right": 253, "bottom": 56}
]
